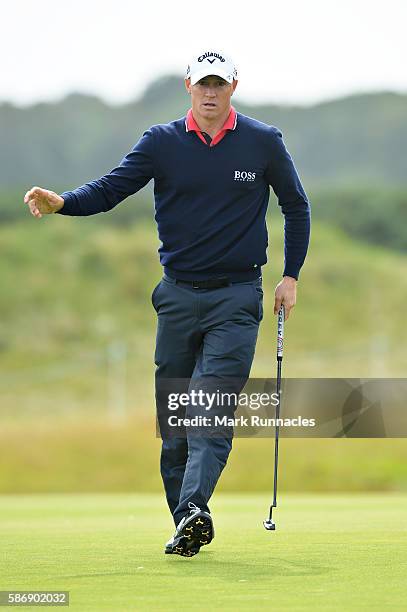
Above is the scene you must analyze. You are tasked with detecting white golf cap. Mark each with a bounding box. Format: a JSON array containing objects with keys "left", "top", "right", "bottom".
[{"left": 185, "top": 50, "right": 238, "bottom": 85}]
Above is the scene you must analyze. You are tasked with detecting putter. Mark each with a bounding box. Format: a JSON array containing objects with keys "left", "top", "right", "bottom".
[{"left": 263, "top": 304, "right": 285, "bottom": 531}]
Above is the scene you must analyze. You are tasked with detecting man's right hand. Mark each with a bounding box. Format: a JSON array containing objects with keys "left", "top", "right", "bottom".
[{"left": 24, "top": 187, "right": 64, "bottom": 218}]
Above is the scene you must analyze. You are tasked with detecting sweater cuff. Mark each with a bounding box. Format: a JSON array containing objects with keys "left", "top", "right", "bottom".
[
  {"left": 56, "top": 192, "right": 76, "bottom": 215},
  {"left": 283, "top": 264, "right": 300, "bottom": 281}
]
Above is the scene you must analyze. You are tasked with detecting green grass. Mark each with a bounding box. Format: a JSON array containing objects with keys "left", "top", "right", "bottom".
[
  {"left": 1, "top": 418, "right": 406, "bottom": 493},
  {"left": 0, "top": 493, "right": 406, "bottom": 611}
]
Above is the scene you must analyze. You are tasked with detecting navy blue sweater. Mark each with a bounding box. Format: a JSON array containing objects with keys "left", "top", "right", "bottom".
[{"left": 57, "top": 112, "right": 311, "bottom": 280}]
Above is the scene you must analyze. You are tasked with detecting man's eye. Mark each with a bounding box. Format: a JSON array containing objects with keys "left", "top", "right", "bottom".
[{"left": 198, "top": 80, "right": 227, "bottom": 87}]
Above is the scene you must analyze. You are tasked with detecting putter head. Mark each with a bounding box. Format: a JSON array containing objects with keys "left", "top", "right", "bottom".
[{"left": 263, "top": 519, "right": 276, "bottom": 531}]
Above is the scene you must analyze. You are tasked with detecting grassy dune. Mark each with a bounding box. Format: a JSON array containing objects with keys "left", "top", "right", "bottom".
[
  {"left": 1, "top": 217, "right": 406, "bottom": 493},
  {"left": 1, "top": 216, "right": 406, "bottom": 414}
]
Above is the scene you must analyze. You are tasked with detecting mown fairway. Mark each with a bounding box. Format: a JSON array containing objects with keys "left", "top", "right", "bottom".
[{"left": 1, "top": 493, "right": 406, "bottom": 611}]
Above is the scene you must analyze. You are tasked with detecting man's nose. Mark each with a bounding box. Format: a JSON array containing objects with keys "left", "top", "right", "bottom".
[{"left": 203, "top": 85, "right": 217, "bottom": 96}]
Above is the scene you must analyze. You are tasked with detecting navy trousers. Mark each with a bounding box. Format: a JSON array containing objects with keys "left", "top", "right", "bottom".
[{"left": 152, "top": 273, "right": 263, "bottom": 526}]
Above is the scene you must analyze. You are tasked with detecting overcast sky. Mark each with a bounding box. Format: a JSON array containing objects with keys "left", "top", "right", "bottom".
[{"left": 3, "top": 0, "right": 406, "bottom": 107}]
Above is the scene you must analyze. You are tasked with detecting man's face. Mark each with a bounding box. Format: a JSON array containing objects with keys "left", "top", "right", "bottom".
[{"left": 185, "top": 75, "right": 238, "bottom": 120}]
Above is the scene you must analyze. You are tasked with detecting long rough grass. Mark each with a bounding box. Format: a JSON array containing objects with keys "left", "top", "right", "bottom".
[{"left": 0, "top": 417, "right": 406, "bottom": 493}]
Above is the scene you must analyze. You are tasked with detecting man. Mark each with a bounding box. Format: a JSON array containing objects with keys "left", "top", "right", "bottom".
[{"left": 24, "top": 50, "right": 310, "bottom": 558}]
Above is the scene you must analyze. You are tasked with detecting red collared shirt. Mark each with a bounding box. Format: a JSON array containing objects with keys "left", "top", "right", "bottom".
[{"left": 185, "top": 106, "right": 237, "bottom": 147}]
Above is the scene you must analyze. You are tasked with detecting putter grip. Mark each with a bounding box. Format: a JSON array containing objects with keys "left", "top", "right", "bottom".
[{"left": 277, "top": 305, "right": 284, "bottom": 360}]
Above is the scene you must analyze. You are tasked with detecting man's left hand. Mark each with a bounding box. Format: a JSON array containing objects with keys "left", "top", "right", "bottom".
[{"left": 274, "top": 276, "right": 297, "bottom": 320}]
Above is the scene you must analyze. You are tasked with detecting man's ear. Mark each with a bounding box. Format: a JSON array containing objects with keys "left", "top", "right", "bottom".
[
  {"left": 231, "top": 80, "right": 238, "bottom": 95},
  {"left": 185, "top": 78, "right": 192, "bottom": 95}
]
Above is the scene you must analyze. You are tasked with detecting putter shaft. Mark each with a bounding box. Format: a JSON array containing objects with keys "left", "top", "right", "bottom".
[{"left": 265, "top": 305, "right": 284, "bottom": 527}]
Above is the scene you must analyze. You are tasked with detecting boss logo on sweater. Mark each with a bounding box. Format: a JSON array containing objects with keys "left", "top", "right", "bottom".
[{"left": 234, "top": 170, "right": 256, "bottom": 182}]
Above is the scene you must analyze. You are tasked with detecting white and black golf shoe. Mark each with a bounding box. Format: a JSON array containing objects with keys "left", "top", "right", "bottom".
[{"left": 165, "top": 502, "right": 214, "bottom": 557}]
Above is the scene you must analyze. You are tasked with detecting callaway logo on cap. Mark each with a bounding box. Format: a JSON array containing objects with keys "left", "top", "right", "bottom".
[{"left": 185, "top": 50, "right": 238, "bottom": 85}]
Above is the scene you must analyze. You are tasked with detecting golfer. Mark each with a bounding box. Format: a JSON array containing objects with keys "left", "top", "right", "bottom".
[{"left": 24, "top": 50, "right": 310, "bottom": 558}]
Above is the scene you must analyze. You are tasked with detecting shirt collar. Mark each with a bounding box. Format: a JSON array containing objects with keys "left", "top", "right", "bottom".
[{"left": 185, "top": 106, "right": 238, "bottom": 134}]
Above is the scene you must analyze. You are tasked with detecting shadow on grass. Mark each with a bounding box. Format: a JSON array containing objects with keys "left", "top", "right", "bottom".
[
  {"left": 163, "top": 552, "right": 332, "bottom": 579},
  {"left": 59, "top": 552, "right": 331, "bottom": 581}
]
